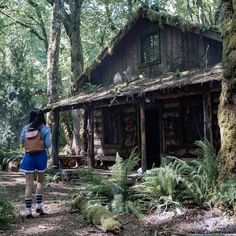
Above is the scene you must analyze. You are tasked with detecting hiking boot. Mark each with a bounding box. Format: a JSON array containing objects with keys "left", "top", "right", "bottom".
[
  {"left": 36, "top": 208, "right": 48, "bottom": 216},
  {"left": 25, "top": 214, "right": 35, "bottom": 219}
]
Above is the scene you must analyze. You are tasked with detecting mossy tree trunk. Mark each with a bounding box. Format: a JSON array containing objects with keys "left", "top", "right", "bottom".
[
  {"left": 47, "top": 0, "right": 64, "bottom": 165},
  {"left": 218, "top": 0, "right": 236, "bottom": 180},
  {"left": 63, "top": 0, "right": 84, "bottom": 154}
]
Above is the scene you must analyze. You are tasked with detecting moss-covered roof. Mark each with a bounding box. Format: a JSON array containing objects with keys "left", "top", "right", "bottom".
[
  {"left": 78, "top": 7, "right": 221, "bottom": 87},
  {"left": 46, "top": 64, "right": 222, "bottom": 111}
]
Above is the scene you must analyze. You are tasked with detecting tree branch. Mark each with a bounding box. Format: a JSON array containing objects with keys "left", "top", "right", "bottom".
[
  {"left": 0, "top": 10, "right": 45, "bottom": 42},
  {"left": 27, "top": 0, "right": 49, "bottom": 51}
]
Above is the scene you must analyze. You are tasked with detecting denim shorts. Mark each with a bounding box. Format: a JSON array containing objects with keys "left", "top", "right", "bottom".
[{"left": 20, "top": 150, "right": 48, "bottom": 173}]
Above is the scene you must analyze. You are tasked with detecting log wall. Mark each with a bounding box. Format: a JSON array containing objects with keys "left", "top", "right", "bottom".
[
  {"left": 93, "top": 105, "right": 138, "bottom": 160},
  {"left": 92, "top": 92, "right": 220, "bottom": 165}
]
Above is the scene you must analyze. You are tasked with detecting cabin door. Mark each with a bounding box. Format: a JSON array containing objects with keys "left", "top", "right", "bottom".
[{"left": 145, "top": 108, "right": 161, "bottom": 169}]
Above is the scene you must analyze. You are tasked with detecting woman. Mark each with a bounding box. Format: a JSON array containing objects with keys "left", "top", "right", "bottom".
[{"left": 19, "top": 108, "right": 51, "bottom": 219}]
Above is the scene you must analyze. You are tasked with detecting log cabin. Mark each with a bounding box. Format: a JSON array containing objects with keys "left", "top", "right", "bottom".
[{"left": 46, "top": 8, "right": 223, "bottom": 170}]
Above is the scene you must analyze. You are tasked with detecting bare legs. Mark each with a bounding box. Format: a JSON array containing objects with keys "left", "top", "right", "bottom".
[
  {"left": 25, "top": 174, "right": 33, "bottom": 217},
  {"left": 35, "top": 172, "right": 44, "bottom": 212},
  {"left": 25, "top": 173, "right": 34, "bottom": 198},
  {"left": 24, "top": 172, "right": 45, "bottom": 217}
]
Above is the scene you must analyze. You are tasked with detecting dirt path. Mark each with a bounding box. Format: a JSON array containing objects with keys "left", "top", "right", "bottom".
[
  {"left": 0, "top": 171, "right": 115, "bottom": 236},
  {"left": 2, "top": 171, "right": 234, "bottom": 235}
]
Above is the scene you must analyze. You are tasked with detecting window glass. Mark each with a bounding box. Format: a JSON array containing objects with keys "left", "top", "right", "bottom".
[
  {"left": 141, "top": 32, "right": 161, "bottom": 64},
  {"left": 103, "top": 109, "right": 123, "bottom": 145}
]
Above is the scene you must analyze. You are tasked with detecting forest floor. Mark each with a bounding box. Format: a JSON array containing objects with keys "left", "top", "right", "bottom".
[{"left": 0, "top": 171, "right": 236, "bottom": 236}]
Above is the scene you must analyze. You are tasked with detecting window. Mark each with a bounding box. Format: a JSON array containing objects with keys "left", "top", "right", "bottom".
[
  {"left": 103, "top": 109, "right": 123, "bottom": 145},
  {"left": 182, "top": 97, "right": 204, "bottom": 144},
  {"left": 141, "top": 32, "right": 161, "bottom": 64}
]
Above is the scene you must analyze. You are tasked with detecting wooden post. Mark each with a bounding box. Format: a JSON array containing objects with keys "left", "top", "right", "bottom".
[
  {"left": 140, "top": 102, "right": 147, "bottom": 172},
  {"left": 87, "top": 107, "right": 94, "bottom": 167},
  {"left": 51, "top": 110, "right": 60, "bottom": 166},
  {"left": 203, "top": 93, "right": 213, "bottom": 143}
]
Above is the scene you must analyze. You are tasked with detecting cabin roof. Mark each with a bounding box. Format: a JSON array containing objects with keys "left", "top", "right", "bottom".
[
  {"left": 77, "top": 7, "right": 221, "bottom": 88},
  {"left": 46, "top": 64, "right": 222, "bottom": 111}
]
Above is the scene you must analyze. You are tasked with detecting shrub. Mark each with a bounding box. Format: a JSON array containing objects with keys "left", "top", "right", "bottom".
[
  {"left": 182, "top": 139, "right": 218, "bottom": 206},
  {"left": 76, "top": 148, "right": 141, "bottom": 216},
  {"left": 211, "top": 178, "right": 236, "bottom": 208},
  {"left": 0, "top": 186, "right": 14, "bottom": 229},
  {"left": 135, "top": 139, "right": 219, "bottom": 209}
]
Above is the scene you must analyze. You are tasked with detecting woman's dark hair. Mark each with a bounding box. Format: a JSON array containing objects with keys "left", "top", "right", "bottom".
[{"left": 29, "top": 108, "right": 46, "bottom": 129}]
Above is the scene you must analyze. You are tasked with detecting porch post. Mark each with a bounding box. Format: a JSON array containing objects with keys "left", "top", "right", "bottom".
[
  {"left": 140, "top": 102, "right": 147, "bottom": 172},
  {"left": 203, "top": 93, "right": 213, "bottom": 143},
  {"left": 87, "top": 106, "right": 94, "bottom": 167},
  {"left": 51, "top": 109, "right": 60, "bottom": 166}
]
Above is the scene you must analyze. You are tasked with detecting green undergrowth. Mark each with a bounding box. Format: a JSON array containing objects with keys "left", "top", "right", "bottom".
[
  {"left": 76, "top": 148, "right": 143, "bottom": 218},
  {"left": 75, "top": 140, "right": 234, "bottom": 221},
  {"left": 134, "top": 139, "right": 221, "bottom": 211},
  {"left": 0, "top": 186, "right": 14, "bottom": 230}
]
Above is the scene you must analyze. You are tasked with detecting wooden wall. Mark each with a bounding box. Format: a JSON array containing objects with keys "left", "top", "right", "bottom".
[
  {"left": 89, "top": 19, "right": 222, "bottom": 86},
  {"left": 93, "top": 105, "right": 138, "bottom": 159},
  {"left": 160, "top": 93, "right": 220, "bottom": 159},
  {"left": 92, "top": 92, "right": 220, "bottom": 165}
]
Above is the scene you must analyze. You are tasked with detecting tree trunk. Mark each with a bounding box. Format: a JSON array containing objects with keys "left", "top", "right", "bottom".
[
  {"left": 63, "top": 0, "right": 84, "bottom": 154},
  {"left": 218, "top": 0, "right": 236, "bottom": 181},
  {"left": 61, "top": 112, "right": 73, "bottom": 148},
  {"left": 47, "top": 0, "right": 64, "bottom": 165}
]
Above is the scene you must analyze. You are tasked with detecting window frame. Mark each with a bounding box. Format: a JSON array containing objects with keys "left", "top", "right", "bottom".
[
  {"left": 102, "top": 108, "right": 123, "bottom": 147},
  {"left": 140, "top": 31, "right": 161, "bottom": 66},
  {"left": 181, "top": 95, "right": 204, "bottom": 146}
]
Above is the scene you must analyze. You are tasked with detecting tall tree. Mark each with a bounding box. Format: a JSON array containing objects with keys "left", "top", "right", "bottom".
[
  {"left": 47, "top": 0, "right": 64, "bottom": 165},
  {"left": 218, "top": 0, "right": 236, "bottom": 180},
  {"left": 63, "top": 0, "right": 84, "bottom": 154}
]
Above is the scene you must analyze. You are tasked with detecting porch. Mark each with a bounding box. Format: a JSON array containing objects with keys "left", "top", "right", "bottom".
[{"left": 45, "top": 64, "right": 222, "bottom": 171}]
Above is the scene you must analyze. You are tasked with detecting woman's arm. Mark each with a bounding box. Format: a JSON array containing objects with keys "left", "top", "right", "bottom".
[{"left": 43, "top": 128, "right": 52, "bottom": 149}]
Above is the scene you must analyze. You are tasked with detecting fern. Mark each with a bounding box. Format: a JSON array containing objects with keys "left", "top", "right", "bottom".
[
  {"left": 76, "top": 148, "right": 140, "bottom": 215},
  {"left": 110, "top": 148, "right": 139, "bottom": 192},
  {"left": 135, "top": 139, "right": 219, "bottom": 209},
  {"left": 77, "top": 167, "right": 114, "bottom": 200},
  {"left": 0, "top": 186, "right": 14, "bottom": 229},
  {"left": 182, "top": 139, "right": 219, "bottom": 206},
  {"left": 211, "top": 178, "right": 236, "bottom": 207}
]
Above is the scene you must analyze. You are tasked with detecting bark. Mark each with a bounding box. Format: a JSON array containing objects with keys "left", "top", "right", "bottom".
[
  {"left": 63, "top": 0, "right": 84, "bottom": 154},
  {"left": 47, "top": 0, "right": 63, "bottom": 104},
  {"left": 218, "top": 0, "right": 236, "bottom": 181},
  {"left": 47, "top": 0, "right": 64, "bottom": 165},
  {"left": 66, "top": 0, "right": 84, "bottom": 91},
  {"left": 61, "top": 112, "right": 73, "bottom": 148}
]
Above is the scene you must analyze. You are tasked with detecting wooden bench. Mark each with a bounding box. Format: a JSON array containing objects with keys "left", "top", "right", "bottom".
[
  {"left": 58, "top": 155, "right": 85, "bottom": 169},
  {"left": 94, "top": 155, "right": 116, "bottom": 166}
]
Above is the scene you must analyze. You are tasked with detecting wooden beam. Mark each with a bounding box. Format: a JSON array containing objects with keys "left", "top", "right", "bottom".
[
  {"left": 202, "top": 31, "right": 222, "bottom": 42},
  {"left": 136, "top": 104, "right": 141, "bottom": 156},
  {"left": 140, "top": 102, "right": 147, "bottom": 171},
  {"left": 87, "top": 107, "right": 94, "bottom": 167},
  {"left": 203, "top": 93, "right": 213, "bottom": 143},
  {"left": 51, "top": 110, "right": 60, "bottom": 166}
]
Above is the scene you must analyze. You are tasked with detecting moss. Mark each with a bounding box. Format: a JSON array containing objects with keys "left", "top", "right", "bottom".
[
  {"left": 77, "top": 7, "right": 219, "bottom": 88},
  {"left": 100, "top": 217, "right": 122, "bottom": 232},
  {"left": 86, "top": 203, "right": 103, "bottom": 222},
  {"left": 93, "top": 207, "right": 112, "bottom": 225},
  {"left": 228, "top": 34, "right": 236, "bottom": 50},
  {"left": 73, "top": 195, "right": 121, "bottom": 232},
  {"left": 73, "top": 195, "right": 86, "bottom": 209},
  {"left": 218, "top": 101, "right": 236, "bottom": 180}
]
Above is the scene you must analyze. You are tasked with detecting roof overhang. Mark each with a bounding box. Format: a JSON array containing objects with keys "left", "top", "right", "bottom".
[{"left": 45, "top": 64, "right": 222, "bottom": 112}]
